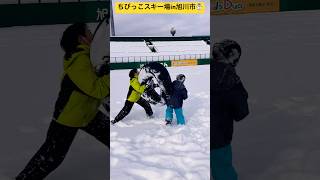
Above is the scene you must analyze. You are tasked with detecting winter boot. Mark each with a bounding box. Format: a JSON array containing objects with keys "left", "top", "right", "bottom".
[
  {"left": 165, "top": 120, "right": 172, "bottom": 125},
  {"left": 147, "top": 114, "right": 154, "bottom": 119}
]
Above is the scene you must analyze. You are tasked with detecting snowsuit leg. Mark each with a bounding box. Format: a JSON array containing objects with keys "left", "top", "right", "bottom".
[
  {"left": 80, "top": 111, "right": 109, "bottom": 147},
  {"left": 114, "top": 100, "right": 134, "bottom": 122},
  {"left": 174, "top": 108, "right": 185, "bottom": 125},
  {"left": 165, "top": 106, "right": 174, "bottom": 121},
  {"left": 16, "top": 120, "right": 78, "bottom": 180},
  {"left": 136, "top": 98, "right": 153, "bottom": 116},
  {"left": 212, "top": 144, "right": 238, "bottom": 180}
]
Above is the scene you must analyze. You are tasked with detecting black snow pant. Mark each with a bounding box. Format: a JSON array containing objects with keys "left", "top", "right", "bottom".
[
  {"left": 16, "top": 111, "right": 109, "bottom": 180},
  {"left": 114, "top": 98, "right": 153, "bottom": 122}
]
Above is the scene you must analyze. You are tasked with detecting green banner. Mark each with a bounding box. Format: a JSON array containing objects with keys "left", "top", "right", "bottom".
[
  {"left": 111, "top": 60, "right": 171, "bottom": 70},
  {"left": 198, "top": 58, "right": 211, "bottom": 65},
  {"left": 0, "top": 1, "right": 108, "bottom": 27},
  {"left": 280, "top": 0, "right": 320, "bottom": 11}
]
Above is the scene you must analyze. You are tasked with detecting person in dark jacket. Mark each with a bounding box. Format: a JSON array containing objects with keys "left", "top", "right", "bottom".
[
  {"left": 16, "top": 23, "right": 110, "bottom": 180},
  {"left": 165, "top": 74, "right": 188, "bottom": 125},
  {"left": 111, "top": 68, "right": 153, "bottom": 124},
  {"left": 211, "top": 39, "right": 249, "bottom": 180}
]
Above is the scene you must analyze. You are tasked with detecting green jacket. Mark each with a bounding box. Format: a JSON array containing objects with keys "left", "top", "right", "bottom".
[
  {"left": 53, "top": 44, "right": 109, "bottom": 127},
  {"left": 127, "top": 75, "right": 146, "bottom": 102}
]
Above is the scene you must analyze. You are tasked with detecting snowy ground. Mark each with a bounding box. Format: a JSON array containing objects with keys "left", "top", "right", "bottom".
[
  {"left": 0, "top": 24, "right": 108, "bottom": 179},
  {"left": 212, "top": 10, "right": 320, "bottom": 180},
  {"left": 110, "top": 65, "right": 210, "bottom": 180}
]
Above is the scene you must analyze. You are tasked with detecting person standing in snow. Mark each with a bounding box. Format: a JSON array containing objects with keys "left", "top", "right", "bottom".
[
  {"left": 16, "top": 23, "right": 110, "bottom": 180},
  {"left": 111, "top": 68, "right": 153, "bottom": 124},
  {"left": 211, "top": 39, "right": 249, "bottom": 180},
  {"left": 165, "top": 74, "right": 188, "bottom": 125}
]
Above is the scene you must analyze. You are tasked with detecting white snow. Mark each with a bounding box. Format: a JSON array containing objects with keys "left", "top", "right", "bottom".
[{"left": 110, "top": 65, "right": 210, "bottom": 180}]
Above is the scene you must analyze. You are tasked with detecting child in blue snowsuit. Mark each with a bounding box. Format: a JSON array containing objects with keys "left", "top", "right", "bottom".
[{"left": 165, "top": 74, "right": 188, "bottom": 125}]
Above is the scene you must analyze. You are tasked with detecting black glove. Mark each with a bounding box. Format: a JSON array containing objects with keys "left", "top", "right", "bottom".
[
  {"left": 96, "top": 62, "right": 110, "bottom": 76},
  {"left": 164, "top": 94, "right": 171, "bottom": 104},
  {"left": 146, "top": 81, "right": 157, "bottom": 93},
  {"left": 145, "top": 85, "right": 153, "bottom": 92},
  {"left": 141, "top": 76, "right": 153, "bottom": 85},
  {"left": 143, "top": 77, "right": 152, "bottom": 88}
]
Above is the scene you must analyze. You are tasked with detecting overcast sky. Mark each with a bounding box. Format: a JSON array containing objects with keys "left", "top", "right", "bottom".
[{"left": 111, "top": 0, "right": 210, "bottom": 36}]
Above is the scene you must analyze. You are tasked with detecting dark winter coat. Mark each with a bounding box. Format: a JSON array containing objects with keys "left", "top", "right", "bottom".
[
  {"left": 167, "top": 80, "right": 188, "bottom": 109},
  {"left": 211, "top": 62, "right": 249, "bottom": 149}
]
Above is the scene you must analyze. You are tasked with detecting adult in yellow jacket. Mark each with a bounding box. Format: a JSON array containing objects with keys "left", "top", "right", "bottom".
[
  {"left": 16, "top": 23, "right": 110, "bottom": 180},
  {"left": 111, "top": 68, "right": 153, "bottom": 124}
]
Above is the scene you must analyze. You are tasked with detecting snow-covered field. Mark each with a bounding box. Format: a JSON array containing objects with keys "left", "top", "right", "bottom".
[
  {"left": 110, "top": 65, "right": 210, "bottom": 180},
  {"left": 212, "top": 10, "right": 320, "bottom": 180}
]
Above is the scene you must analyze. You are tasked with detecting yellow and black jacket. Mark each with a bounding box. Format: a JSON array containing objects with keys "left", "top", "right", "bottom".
[
  {"left": 126, "top": 75, "right": 146, "bottom": 102},
  {"left": 53, "top": 44, "right": 109, "bottom": 127}
]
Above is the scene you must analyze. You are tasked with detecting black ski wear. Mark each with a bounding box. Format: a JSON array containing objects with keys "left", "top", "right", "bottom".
[
  {"left": 211, "top": 62, "right": 249, "bottom": 149},
  {"left": 114, "top": 98, "right": 153, "bottom": 123},
  {"left": 167, "top": 80, "right": 188, "bottom": 108},
  {"left": 16, "top": 111, "right": 108, "bottom": 180}
]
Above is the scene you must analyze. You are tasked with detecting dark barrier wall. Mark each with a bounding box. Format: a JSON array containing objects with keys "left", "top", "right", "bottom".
[
  {"left": 280, "top": 0, "right": 320, "bottom": 11},
  {"left": 198, "top": 58, "right": 211, "bottom": 65},
  {"left": 111, "top": 60, "right": 172, "bottom": 70},
  {"left": 0, "top": 1, "right": 108, "bottom": 27}
]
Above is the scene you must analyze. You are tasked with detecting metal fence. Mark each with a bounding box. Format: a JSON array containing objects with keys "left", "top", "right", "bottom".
[{"left": 111, "top": 53, "right": 210, "bottom": 63}]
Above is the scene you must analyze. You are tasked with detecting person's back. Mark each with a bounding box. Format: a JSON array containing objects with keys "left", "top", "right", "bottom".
[
  {"left": 167, "top": 80, "right": 188, "bottom": 109},
  {"left": 211, "top": 39, "right": 249, "bottom": 180},
  {"left": 212, "top": 62, "right": 249, "bottom": 149}
]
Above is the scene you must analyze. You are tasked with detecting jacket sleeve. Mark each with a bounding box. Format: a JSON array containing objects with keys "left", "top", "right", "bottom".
[
  {"left": 230, "top": 82, "right": 249, "bottom": 122},
  {"left": 67, "top": 54, "right": 110, "bottom": 99},
  {"left": 182, "top": 88, "right": 188, "bottom": 100},
  {"left": 130, "top": 78, "right": 146, "bottom": 94}
]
